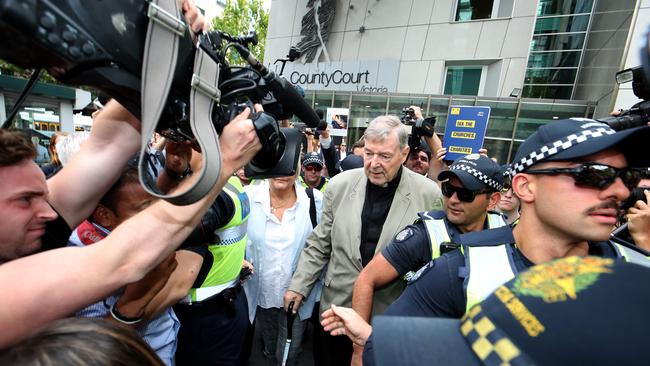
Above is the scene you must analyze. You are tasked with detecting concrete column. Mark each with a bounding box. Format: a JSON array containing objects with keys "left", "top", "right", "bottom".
[
  {"left": 59, "top": 100, "right": 74, "bottom": 133},
  {"left": 0, "top": 93, "right": 6, "bottom": 124}
]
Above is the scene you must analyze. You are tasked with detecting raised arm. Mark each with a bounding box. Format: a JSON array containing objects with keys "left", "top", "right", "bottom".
[
  {"left": 47, "top": 100, "right": 141, "bottom": 228},
  {"left": 0, "top": 108, "right": 261, "bottom": 347}
]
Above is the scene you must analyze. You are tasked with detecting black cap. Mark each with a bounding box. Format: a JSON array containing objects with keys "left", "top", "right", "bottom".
[
  {"left": 302, "top": 152, "right": 324, "bottom": 167},
  {"left": 438, "top": 154, "right": 504, "bottom": 191},
  {"left": 374, "top": 256, "right": 650, "bottom": 366},
  {"left": 340, "top": 154, "right": 364, "bottom": 171},
  {"left": 511, "top": 118, "right": 650, "bottom": 175}
]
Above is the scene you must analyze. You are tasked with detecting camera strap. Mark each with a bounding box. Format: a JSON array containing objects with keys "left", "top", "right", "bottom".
[{"left": 139, "top": 0, "right": 223, "bottom": 205}]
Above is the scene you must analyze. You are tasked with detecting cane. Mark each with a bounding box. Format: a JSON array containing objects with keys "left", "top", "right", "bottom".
[{"left": 281, "top": 301, "right": 296, "bottom": 366}]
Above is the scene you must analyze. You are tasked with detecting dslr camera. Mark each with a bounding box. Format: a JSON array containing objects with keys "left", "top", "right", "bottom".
[
  {"left": 400, "top": 107, "right": 436, "bottom": 150},
  {"left": 598, "top": 66, "right": 650, "bottom": 131}
]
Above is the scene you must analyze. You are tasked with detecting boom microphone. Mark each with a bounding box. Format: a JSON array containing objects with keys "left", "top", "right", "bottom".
[{"left": 232, "top": 43, "right": 320, "bottom": 128}]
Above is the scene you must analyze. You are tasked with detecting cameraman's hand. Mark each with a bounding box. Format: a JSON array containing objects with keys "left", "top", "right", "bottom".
[
  {"left": 181, "top": 0, "right": 208, "bottom": 33},
  {"left": 219, "top": 105, "right": 262, "bottom": 176},
  {"left": 409, "top": 105, "right": 424, "bottom": 120},
  {"left": 627, "top": 189, "right": 650, "bottom": 251}
]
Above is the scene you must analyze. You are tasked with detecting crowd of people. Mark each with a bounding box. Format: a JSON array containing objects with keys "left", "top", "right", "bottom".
[{"left": 2, "top": 2, "right": 650, "bottom": 365}]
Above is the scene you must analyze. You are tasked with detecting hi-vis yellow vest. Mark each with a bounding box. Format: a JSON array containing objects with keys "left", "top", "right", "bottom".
[
  {"left": 462, "top": 240, "right": 650, "bottom": 312},
  {"left": 188, "top": 177, "right": 250, "bottom": 302},
  {"left": 422, "top": 211, "right": 507, "bottom": 259}
]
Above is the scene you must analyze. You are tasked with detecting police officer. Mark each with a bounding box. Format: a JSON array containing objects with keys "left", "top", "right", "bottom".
[
  {"left": 174, "top": 175, "right": 251, "bottom": 366},
  {"left": 351, "top": 154, "right": 506, "bottom": 335},
  {"left": 496, "top": 164, "right": 521, "bottom": 226},
  {"left": 354, "top": 118, "right": 650, "bottom": 365},
  {"left": 299, "top": 152, "right": 328, "bottom": 192}
]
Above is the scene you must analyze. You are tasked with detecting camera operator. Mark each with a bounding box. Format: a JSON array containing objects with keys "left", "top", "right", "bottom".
[
  {"left": 402, "top": 106, "right": 447, "bottom": 182},
  {"left": 0, "top": 80, "right": 261, "bottom": 352},
  {"left": 624, "top": 177, "right": 650, "bottom": 251}
]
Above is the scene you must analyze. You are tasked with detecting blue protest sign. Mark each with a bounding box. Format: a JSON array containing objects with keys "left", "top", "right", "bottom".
[{"left": 442, "top": 106, "right": 491, "bottom": 161}]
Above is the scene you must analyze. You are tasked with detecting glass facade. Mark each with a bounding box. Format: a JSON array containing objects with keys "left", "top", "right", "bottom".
[
  {"left": 301, "top": 90, "right": 595, "bottom": 164},
  {"left": 523, "top": 0, "right": 595, "bottom": 99}
]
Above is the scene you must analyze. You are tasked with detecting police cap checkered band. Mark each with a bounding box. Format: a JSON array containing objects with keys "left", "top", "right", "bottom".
[
  {"left": 451, "top": 164, "right": 504, "bottom": 191},
  {"left": 302, "top": 152, "right": 324, "bottom": 167},
  {"left": 511, "top": 125, "right": 615, "bottom": 174},
  {"left": 460, "top": 305, "right": 534, "bottom": 366}
]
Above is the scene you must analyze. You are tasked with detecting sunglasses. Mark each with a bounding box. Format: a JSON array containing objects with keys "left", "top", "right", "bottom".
[
  {"left": 304, "top": 165, "right": 322, "bottom": 172},
  {"left": 524, "top": 163, "right": 642, "bottom": 191},
  {"left": 441, "top": 182, "right": 491, "bottom": 203}
]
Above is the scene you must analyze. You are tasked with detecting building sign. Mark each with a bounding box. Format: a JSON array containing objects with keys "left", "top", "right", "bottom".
[
  {"left": 443, "top": 106, "right": 491, "bottom": 161},
  {"left": 277, "top": 60, "right": 399, "bottom": 93}
]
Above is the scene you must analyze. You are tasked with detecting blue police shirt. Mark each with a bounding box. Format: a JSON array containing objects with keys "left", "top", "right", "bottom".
[
  {"left": 363, "top": 238, "right": 620, "bottom": 366},
  {"left": 382, "top": 210, "right": 465, "bottom": 276}
]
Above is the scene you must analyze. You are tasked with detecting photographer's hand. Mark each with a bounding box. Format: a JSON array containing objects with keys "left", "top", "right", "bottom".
[
  {"left": 219, "top": 105, "right": 263, "bottom": 177},
  {"left": 410, "top": 105, "right": 424, "bottom": 121},
  {"left": 627, "top": 189, "right": 650, "bottom": 251}
]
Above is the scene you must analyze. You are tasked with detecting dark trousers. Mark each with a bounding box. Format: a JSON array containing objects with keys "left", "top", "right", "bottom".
[
  {"left": 314, "top": 321, "right": 353, "bottom": 366},
  {"left": 174, "top": 289, "right": 249, "bottom": 366}
]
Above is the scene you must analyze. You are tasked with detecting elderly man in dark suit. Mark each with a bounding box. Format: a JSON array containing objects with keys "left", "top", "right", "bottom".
[{"left": 283, "top": 115, "right": 442, "bottom": 365}]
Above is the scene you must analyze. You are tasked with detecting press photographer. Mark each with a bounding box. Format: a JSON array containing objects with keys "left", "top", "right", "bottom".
[
  {"left": 400, "top": 105, "right": 447, "bottom": 182},
  {"left": 612, "top": 171, "right": 650, "bottom": 251},
  {"left": 598, "top": 66, "right": 650, "bottom": 131}
]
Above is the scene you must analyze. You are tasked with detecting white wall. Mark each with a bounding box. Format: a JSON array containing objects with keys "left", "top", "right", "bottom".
[{"left": 265, "top": 0, "right": 537, "bottom": 97}]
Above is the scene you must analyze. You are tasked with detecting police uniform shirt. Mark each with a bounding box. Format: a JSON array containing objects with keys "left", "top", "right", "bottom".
[
  {"left": 381, "top": 210, "right": 487, "bottom": 276},
  {"left": 362, "top": 240, "right": 620, "bottom": 366}
]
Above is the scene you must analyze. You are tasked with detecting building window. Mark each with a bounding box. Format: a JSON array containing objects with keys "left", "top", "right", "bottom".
[
  {"left": 534, "top": 15, "right": 590, "bottom": 34},
  {"left": 455, "top": 0, "right": 494, "bottom": 21},
  {"left": 454, "top": 0, "right": 514, "bottom": 22},
  {"left": 527, "top": 51, "right": 581, "bottom": 68},
  {"left": 537, "top": 0, "right": 594, "bottom": 16},
  {"left": 444, "top": 66, "right": 483, "bottom": 96}
]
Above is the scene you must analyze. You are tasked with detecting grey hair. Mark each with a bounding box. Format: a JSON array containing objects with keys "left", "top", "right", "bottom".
[
  {"left": 363, "top": 115, "right": 408, "bottom": 149},
  {"left": 56, "top": 131, "right": 90, "bottom": 166}
]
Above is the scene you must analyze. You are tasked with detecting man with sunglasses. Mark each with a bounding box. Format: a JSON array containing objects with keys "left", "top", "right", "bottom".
[
  {"left": 350, "top": 154, "right": 506, "bottom": 360},
  {"left": 496, "top": 165, "right": 521, "bottom": 226},
  {"left": 344, "top": 118, "right": 650, "bottom": 366},
  {"left": 300, "top": 152, "right": 329, "bottom": 192},
  {"left": 323, "top": 118, "right": 650, "bottom": 365}
]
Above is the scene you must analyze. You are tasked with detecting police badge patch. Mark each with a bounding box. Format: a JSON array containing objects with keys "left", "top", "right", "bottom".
[{"left": 394, "top": 228, "right": 413, "bottom": 242}]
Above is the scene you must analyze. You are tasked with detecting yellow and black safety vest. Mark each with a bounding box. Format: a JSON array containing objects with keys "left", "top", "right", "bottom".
[
  {"left": 422, "top": 211, "right": 507, "bottom": 259},
  {"left": 187, "top": 177, "right": 250, "bottom": 302},
  {"left": 299, "top": 175, "right": 328, "bottom": 193}
]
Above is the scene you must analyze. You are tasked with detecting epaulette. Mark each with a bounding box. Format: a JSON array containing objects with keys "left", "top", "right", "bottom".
[
  {"left": 460, "top": 226, "right": 515, "bottom": 247},
  {"left": 417, "top": 210, "right": 446, "bottom": 221}
]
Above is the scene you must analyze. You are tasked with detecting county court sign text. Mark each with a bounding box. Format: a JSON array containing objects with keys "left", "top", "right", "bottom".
[{"left": 278, "top": 60, "right": 399, "bottom": 93}]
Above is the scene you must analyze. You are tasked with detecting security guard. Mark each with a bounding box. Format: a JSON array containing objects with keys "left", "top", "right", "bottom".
[
  {"left": 299, "top": 152, "right": 329, "bottom": 192},
  {"left": 352, "top": 154, "right": 507, "bottom": 327},
  {"left": 174, "top": 176, "right": 251, "bottom": 366},
  {"left": 361, "top": 118, "right": 650, "bottom": 366}
]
